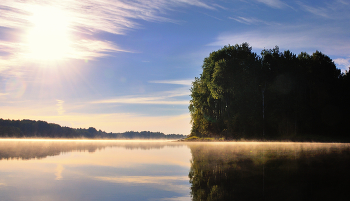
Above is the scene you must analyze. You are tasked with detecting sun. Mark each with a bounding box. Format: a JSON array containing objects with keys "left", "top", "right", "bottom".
[{"left": 26, "top": 6, "right": 72, "bottom": 61}]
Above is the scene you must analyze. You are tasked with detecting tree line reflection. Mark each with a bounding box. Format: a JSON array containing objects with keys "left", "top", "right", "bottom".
[
  {"left": 0, "top": 140, "right": 182, "bottom": 160},
  {"left": 1, "top": 140, "right": 349, "bottom": 200},
  {"left": 188, "top": 142, "right": 350, "bottom": 201}
]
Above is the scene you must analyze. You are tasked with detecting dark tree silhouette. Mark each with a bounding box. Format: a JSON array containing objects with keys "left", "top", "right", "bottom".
[
  {"left": 0, "top": 119, "right": 186, "bottom": 139},
  {"left": 189, "top": 43, "right": 350, "bottom": 141}
]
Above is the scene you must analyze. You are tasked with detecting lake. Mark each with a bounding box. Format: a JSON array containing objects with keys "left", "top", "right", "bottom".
[{"left": 0, "top": 139, "right": 349, "bottom": 201}]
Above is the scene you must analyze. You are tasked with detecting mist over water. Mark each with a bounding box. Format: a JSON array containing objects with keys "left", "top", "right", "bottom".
[
  {"left": 0, "top": 140, "right": 349, "bottom": 201},
  {"left": 188, "top": 142, "right": 350, "bottom": 200},
  {"left": 0, "top": 139, "right": 184, "bottom": 160}
]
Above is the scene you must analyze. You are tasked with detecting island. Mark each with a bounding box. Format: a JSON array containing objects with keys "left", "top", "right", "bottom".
[{"left": 186, "top": 43, "right": 350, "bottom": 142}]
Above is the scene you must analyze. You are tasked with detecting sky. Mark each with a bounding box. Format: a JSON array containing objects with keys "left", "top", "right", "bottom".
[{"left": 0, "top": 0, "right": 349, "bottom": 135}]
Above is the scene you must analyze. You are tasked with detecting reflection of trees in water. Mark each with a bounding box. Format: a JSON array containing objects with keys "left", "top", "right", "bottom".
[
  {"left": 0, "top": 140, "right": 183, "bottom": 160},
  {"left": 188, "top": 142, "right": 350, "bottom": 201}
]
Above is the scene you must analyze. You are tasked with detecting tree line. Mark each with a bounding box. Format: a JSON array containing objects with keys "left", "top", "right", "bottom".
[
  {"left": 0, "top": 118, "right": 185, "bottom": 139},
  {"left": 189, "top": 43, "right": 350, "bottom": 141}
]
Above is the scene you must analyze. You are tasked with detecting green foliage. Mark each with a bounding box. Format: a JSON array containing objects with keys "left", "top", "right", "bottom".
[
  {"left": 184, "top": 136, "right": 200, "bottom": 141},
  {"left": 189, "top": 43, "right": 350, "bottom": 141},
  {"left": 183, "top": 136, "right": 225, "bottom": 141},
  {"left": 189, "top": 43, "right": 262, "bottom": 138}
]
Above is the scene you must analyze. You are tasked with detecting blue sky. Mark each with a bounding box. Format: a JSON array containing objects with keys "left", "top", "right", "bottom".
[{"left": 0, "top": 0, "right": 349, "bottom": 134}]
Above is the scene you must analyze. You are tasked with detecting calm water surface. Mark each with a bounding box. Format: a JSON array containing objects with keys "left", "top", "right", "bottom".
[{"left": 0, "top": 139, "right": 349, "bottom": 201}]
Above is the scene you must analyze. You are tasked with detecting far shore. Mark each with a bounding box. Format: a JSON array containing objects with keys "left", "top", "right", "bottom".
[{"left": 1, "top": 136, "right": 349, "bottom": 143}]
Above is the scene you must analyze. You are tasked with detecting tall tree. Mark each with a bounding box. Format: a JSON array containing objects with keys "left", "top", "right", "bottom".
[{"left": 189, "top": 43, "right": 261, "bottom": 138}]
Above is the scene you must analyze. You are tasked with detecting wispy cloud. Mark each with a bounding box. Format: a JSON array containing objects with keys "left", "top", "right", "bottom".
[
  {"left": 95, "top": 175, "right": 190, "bottom": 194},
  {"left": 0, "top": 0, "right": 214, "bottom": 71},
  {"left": 297, "top": 2, "right": 330, "bottom": 18},
  {"left": 0, "top": 41, "right": 27, "bottom": 72},
  {"left": 96, "top": 175, "right": 188, "bottom": 184},
  {"left": 56, "top": 100, "right": 65, "bottom": 115},
  {"left": 91, "top": 84, "right": 190, "bottom": 105},
  {"left": 163, "top": 87, "right": 191, "bottom": 97},
  {"left": 337, "top": 0, "right": 349, "bottom": 5},
  {"left": 69, "top": 39, "right": 131, "bottom": 59},
  {"left": 175, "top": 0, "right": 214, "bottom": 10},
  {"left": 55, "top": 164, "right": 64, "bottom": 180},
  {"left": 334, "top": 58, "right": 350, "bottom": 66},
  {"left": 334, "top": 58, "right": 350, "bottom": 72},
  {"left": 149, "top": 79, "right": 193, "bottom": 86},
  {"left": 297, "top": 1, "right": 350, "bottom": 19},
  {"left": 256, "top": 0, "right": 287, "bottom": 9},
  {"left": 1, "top": 0, "right": 212, "bottom": 35},
  {"left": 91, "top": 96, "right": 189, "bottom": 105},
  {"left": 208, "top": 24, "right": 350, "bottom": 57},
  {"left": 229, "top": 16, "right": 280, "bottom": 26},
  {"left": 0, "top": 39, "right": 126, "bottom": 72},
  {"left": 156, "top": 196, "right": 191, "bottom": 201}
]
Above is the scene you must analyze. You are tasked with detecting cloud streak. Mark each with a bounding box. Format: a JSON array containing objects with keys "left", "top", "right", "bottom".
[
  {"left": 55, "top": 164, "right": 64, "bottom": 180},
  {"left": 56, "top": 100, "right": 65, "bottom": 115},
  {"left": 1, "top": 0, "right": 212, "bottom": 35},
  {"left": 208, "top": 24, "right": 350, "bottom": 57},
  {"left": 229, "top": 16, "right": 280, "bottom": 26},
  {"left": 297, "top": 1, "right": 350, "bottom": 19},
  {"left": 0, "top": 0, "right": 214, "bottom": 70},
  {"left": 91, "top": 84, "right": 190, "bottom": 105},
  {"left": 91, "top": 96, "right": 189, "bottom": 105},
  {"left": 96, "top": 175, "right": 188, "bottom": 184},
  {"left": 256, "top": 0, "right": 287, "bottom": 9},
  {"left": 334, "top": 58, "right": 350, "bottom": 72},
  {"left": 149, "top": 79, "right": 193, "bottom": 86},
  {"left": 297, "top": 2, "right": 330, "bottom": 18},
  {"left": 95, "top": 175, "right": 190, "bottom": 194}
]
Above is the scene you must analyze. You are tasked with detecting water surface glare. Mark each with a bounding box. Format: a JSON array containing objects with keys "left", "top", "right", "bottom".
[{"left": 0, "top": 140, "right": 349, "bottom": 201}]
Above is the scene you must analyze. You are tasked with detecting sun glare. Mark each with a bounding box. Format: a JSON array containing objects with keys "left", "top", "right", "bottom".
[{"left": 26, "top": 7, "right": 72, "bottom": 61}]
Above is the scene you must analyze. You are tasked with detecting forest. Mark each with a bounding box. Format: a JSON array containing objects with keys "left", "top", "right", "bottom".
[
  {"left": 0, "top": 118, "right": 185, "bottom": 139},
  {"left": 189, "top": 43, "right": 350, "bottom": 141}
]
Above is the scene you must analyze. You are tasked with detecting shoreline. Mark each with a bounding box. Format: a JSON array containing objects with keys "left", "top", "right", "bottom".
[{"left": 178, "top": 136, "right": 350, "bottom": 143}]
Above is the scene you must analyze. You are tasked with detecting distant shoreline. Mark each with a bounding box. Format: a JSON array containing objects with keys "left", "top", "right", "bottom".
[
  {"left": 0, "top": 118, "right": 186, "bottom": 139},
  {"left": 0, "top": 138, "right": 180, "bottom": 140},
  {"left": 1, "top": 137, "right": 349, "bottom": 144}
]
